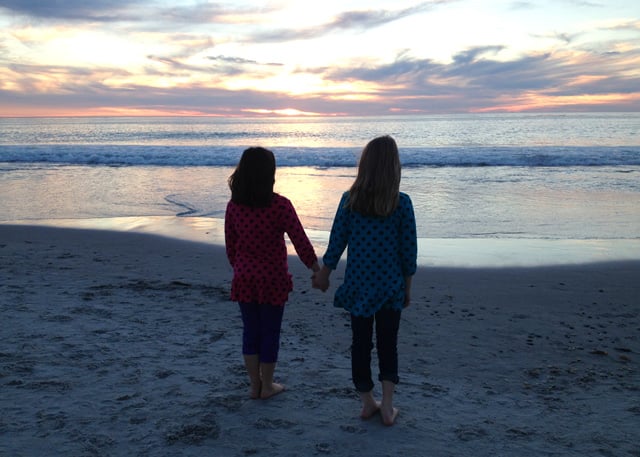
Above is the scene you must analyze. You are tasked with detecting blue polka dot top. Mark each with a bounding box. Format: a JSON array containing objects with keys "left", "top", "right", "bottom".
[{"left": 322, "top": 192, "right": 418, "bottom": 317}]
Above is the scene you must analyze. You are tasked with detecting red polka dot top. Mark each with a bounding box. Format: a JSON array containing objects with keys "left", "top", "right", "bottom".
[{"left": 225, "top": 193, "right": 318, "bottom": 306}]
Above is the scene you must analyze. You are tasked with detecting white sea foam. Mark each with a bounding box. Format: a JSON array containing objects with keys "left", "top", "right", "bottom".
[{"left": 1, "top": 144, "right": 639, "bottom": 167}]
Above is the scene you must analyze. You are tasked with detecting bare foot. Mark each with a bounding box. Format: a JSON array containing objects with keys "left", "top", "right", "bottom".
[
  {"left": 381, "top": 406, "right": 399, "bottom": 426},
  {"left": 260, "top": 382, "right": 285, "bottom": 399},
  {"left": 360, "top": 401, "right": 381, "bottom": 420}
]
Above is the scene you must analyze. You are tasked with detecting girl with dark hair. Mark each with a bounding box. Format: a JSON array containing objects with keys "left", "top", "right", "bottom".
[
  {"left": 313, "top": 136, "right": 417, "bottom": 425},
  {"left": 225, "top": 147, "right": 320, "bottom": 399}
]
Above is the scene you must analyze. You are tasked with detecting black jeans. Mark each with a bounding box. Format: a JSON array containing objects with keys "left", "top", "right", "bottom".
[{"left": 350, "top": 307, "right": 401, "bottom": 393}]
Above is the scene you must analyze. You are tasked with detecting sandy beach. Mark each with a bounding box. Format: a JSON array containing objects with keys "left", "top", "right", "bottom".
[{"left": 1, "top": 224, "right": 638, "bottom": 456}]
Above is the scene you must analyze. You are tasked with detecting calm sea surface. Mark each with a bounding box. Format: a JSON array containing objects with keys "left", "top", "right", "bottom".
[{"left": 1, "top": 113, "right": 639, "bottom": 265}]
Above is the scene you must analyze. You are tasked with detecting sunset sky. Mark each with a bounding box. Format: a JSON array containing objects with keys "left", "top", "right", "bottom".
[{"left": 1, "top": 0, "right": 639, "bottom": 117}]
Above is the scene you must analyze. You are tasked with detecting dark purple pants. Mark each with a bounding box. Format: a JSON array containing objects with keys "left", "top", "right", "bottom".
[
  {"left": 350, "top": 307, "right": 401, "bottom": 392},
  {"left": 239, "top": 302, "right": 285, "bottom": 363}
]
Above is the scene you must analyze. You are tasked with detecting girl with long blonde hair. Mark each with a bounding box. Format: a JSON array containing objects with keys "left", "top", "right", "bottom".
[{"left": 313, "top": 135, "right": 417, "bottom": 425}]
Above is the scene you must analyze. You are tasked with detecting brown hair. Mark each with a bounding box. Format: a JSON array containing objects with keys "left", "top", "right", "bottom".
[
  {"left": 347, "top": 135, "right": 401, "bottom": 217},
  {"left": 228, "top": 147, "right": 276, "bottom": 207}
]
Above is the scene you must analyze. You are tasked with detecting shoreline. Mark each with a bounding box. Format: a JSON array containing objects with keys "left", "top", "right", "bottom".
[
  {"left": 1, "top": 224, "right": 639, "bottom": 456},
  {"left": 2, "top": 216, "right": 640, "bottom": 267}
]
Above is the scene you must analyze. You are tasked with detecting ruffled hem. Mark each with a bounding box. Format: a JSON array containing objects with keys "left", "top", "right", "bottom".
[
  {"left": 333, "top": 285, "right": 405, "bottom": 317},
  {"left": 230, "top": 274, "right": 293, "bottom": 306}
]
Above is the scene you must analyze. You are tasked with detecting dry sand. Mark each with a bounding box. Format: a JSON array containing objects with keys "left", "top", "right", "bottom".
[{"left": 1, "top": 224, "right": 638, "bottom": 456}]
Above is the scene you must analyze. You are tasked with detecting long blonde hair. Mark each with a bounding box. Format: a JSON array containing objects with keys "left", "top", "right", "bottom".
[{"left": 347, "top": 135, "right": 401, "bottom": 217}]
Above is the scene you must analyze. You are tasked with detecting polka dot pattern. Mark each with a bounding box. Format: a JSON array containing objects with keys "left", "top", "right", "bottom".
[
  {"left": 323, "top": 192, "right": 417, "bottom": 317},
  {"left": 225, "top": 193, "right": 318, "bottom": 306}
]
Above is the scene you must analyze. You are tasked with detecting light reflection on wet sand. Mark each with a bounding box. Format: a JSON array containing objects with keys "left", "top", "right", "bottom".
[{"left": 3, "top": 216, "right": 639, "bottom": 268}]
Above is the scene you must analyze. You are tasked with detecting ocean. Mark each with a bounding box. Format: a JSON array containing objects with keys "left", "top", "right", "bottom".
[{"left": 1, "top": 113, "right": 639, "bottom": 266}]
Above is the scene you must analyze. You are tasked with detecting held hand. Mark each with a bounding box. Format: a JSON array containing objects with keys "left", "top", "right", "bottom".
[
  {"left": 311, "top": 273, "right": 329, "bottom": 292},
  {"left": 311, "top": 266, "right": 330, "bottom": 292}
]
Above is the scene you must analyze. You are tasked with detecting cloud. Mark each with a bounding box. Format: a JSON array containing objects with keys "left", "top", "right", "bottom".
[
  {"left": 564, "top": 0, "right": 603, "bottom": 7},
  {"left": 330, "top": 2, "right": 440, "bottom": 29},
  {"left": 0, "top": 80, "right": 310, "bottom": 115},
  {"left": 0, "top": 0, "right": 141, "bottom": 21},
  {"left": 157, "top": 3, "right": 238, "bottom": 23},
  {"left": 317, "top": 43, "right": 640, "bottom": 112},
  {"left": 143, "top": 53, "right": 284, "bottom": 78},
  {"left": 452, "top": 46, "right": 505, "bottom": 65},
  {"left": 507, "top": 2, "right": 536, "bottom": 11},
  {"left": 1, "top": 0, "right": 638, "bottom": 116},
  {"left": 3, "top": 40, "right": 638, "bottom": 116},
  {"left": 603, "top": 19, "right": 640, "bottom": 32},
  {"left": 324, "top": 54, "right": 437, "bottom": 85},
  {"left": 251, "top": 1, "right": 449, "bottom": 42},
  {"left": 532, "top": 31, "right": 580, "bottom": 45},
  {"left": 155, "top": 2, "right": 276, "bottom": 25},
  {"left": 510, "top": 0, "right": 603, "bottom": 10},
  {"left": 146, "top": 55, "right": 206, "bottom": 74},
  {"left": 158, "top": 34, "right": 215, "bottom": 59},
  {"left": 0, "top": 0, "right": 268, "bottom": 25},
  {"left": 207, "top": 55, "right": 282, "bottom": 67},
  {"left": 2, "top": 33, "right": 638, "bottom": 116}
]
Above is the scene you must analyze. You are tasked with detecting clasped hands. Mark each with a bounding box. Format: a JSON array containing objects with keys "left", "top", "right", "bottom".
[{"left": 311, "top": 264, "right": 330, "bottom": 292}]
